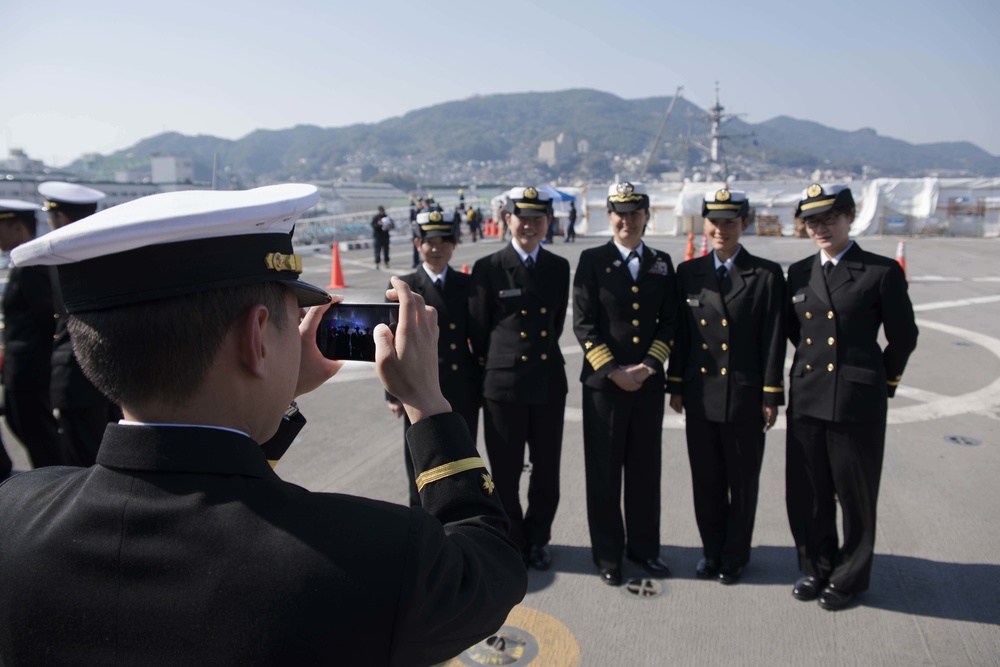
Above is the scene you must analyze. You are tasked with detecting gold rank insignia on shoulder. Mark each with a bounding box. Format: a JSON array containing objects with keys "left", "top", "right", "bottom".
[
  {"left": 524, "top": 187, "right": 538, "bottom": 199},
  {"left": 716, "top": 189, "right": 731, "bottom": 202},
  {"left": 807, "top": 183, "right": 823, "bottom": 198},
  {"left": 429, "top": 210, "right": 443, "bottom": 222},
  {"left": 264, "top": 252, "right": 302, "bottom": 273},
  {"left": 481, "top": 473, "right": 495, "bottom": 495}
]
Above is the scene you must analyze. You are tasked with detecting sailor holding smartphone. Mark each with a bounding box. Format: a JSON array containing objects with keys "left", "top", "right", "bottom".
[
  {"left": 0, "top": 185, "right": 526, "bottom": 666},
  {"left": 385, "top": 210, "right": 482, "bottom": 506}
]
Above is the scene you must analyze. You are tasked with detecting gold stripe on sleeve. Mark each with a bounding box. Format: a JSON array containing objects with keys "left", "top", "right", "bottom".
[
  {"left": 415, "top": 457, "right": 486, "bottom": 492},
  {"left": 586, "top": 344, "right": 614, "bottom": 371}
]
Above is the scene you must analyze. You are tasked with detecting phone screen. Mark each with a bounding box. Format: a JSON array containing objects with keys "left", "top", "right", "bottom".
[{"left": 316, "top": 303, "right": 400, "bottom": 362}]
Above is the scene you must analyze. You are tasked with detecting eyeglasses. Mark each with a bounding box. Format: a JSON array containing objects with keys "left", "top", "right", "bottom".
[{"left": 805, "top": 215, "right": 843, "bottom": 229}]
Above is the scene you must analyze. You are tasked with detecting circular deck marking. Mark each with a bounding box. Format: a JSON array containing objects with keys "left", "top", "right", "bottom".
[
  {"left": 623, "top": 578, "right": 664, "bottom": 599},
  {"left": 448, "top": 605, "right": 580, "bottom": 667}
]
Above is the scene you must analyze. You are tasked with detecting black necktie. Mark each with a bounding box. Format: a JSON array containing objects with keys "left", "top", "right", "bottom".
[
  {"left": 823, "top": 261, "right": 834, "bottom": 279},
  {"left": 525, "top": 256, "right": 535, "bottom": 270},
  {"left": 433, "top": 278, "right": 444, "bottom": 292},
  {"left": 717, "top": 265, "right": 731, "bottom": 295}
]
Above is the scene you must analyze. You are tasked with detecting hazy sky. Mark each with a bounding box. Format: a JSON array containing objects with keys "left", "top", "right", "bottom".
[{"left": 3, "top": 0, "right": 998, "bottom": 168}]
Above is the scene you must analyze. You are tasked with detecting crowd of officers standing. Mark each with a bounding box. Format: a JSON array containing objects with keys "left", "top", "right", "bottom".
[
  {"left": 381, "top": 180, "right": 917, "bottom": 612},
  {"left": 1, "top": 179, "right": 918, "bottom": 616}
]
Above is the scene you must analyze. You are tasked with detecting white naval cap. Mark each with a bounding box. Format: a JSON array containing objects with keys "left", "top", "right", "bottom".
[
  {"left": 702, "top": 188, "right": 749, "bottom": 219},
  {"left": 11, "top": 184, "right": 330, "bottom": 313},
  {"left": 504, "top": 186, "right": 553, "bottom": 217},
  {"left": 606, "top": 181, "right": 649, "bottom": 212},
  {"left": 795, "top": 184, "right": 855, "bottom": 219},
  {"left": 416, "top": 209, "right": 458, "bottom": 238},
  {"left": 0, "top": 199, "right": 42, "bottom": 214},
  {"left": 37, "top": 181, "right": 107, "bottom": 210}
]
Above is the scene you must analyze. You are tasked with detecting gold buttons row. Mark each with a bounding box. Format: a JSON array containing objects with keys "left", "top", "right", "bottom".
[
  {"left": 804, "top": 337, "right": 837, "bottom": 345},
  {"left": 519, "top": 353, "right": 550, "bottom": 362},
  {"left": 804, "top": 364, "right": 836, "bottom": 372},
  {"left": 804, "top": 311, "right": 836, "bottom": 320},
  {"left": 519, "top": 331, "right": 549, "bottom": 338},
  {"left": 699, "top": 367, "right": 728, "bottom": 375},
  {"left": 699, "top": 318, "right": 728, "bottom": 327},
  {"left": 699, "top": 342, "right": 729, "bottom": 351},
  {"left": 519, "top": 307, "right": 549, "bottom": 316}
]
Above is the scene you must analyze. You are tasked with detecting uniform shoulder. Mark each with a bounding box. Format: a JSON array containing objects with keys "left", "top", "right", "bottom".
[
  {"left": 788, "top": 255, "right": 815, "bottom": 272},
  {"left": 857, "top": 249, "right": 898, "bottom": 269},
  {"left": 750, "top": 255, "right": 785, "bottom": 275}
]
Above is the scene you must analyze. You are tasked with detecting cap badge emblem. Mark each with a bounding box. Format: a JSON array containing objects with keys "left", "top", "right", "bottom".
[
  {"left": 807, "top": 184, "right": 823, "bottom": 198},
  {"left": 429, "top": 211, "right": 443, "bottom": 223},
  {"left": 617, "top": 182, "right": 634, "bottom": 197},
  {"left": 524, "top": 187, "right": 538, "bottom": 200},
  {"left": 264, "top": 252, "right": 302, "bottom": 273},
  {"left": 716, "top": 189, "right": 731, "bottom": 202}
]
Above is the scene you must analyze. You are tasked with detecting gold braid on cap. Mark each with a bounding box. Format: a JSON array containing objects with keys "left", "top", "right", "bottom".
[
  {"left": 608, "top": 181, "right": 644, "bottom": 203},
  {"left": 264, "top": 252, "right": 303, "bottom": 273}
]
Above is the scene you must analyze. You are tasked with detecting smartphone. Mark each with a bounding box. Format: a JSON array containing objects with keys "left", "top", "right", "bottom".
[{"left": 316, "top": 303, "right": 399, "bottom": 362}]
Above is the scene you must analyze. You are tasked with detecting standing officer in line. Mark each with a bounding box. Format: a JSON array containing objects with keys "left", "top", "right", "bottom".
[
  {"left": 573, "top": 182, "right": 677, "bottom": 586},
  {"left": 386, "top": 210, "right": 481, "bottom": 506},
  {"left": 38, "top": 181, "right": 122, "bottom": 467},
  {"left": 469, "top": 186, "right": 570, "bottom": 570},
  {"left": 0, "top": 184, "right": 526, "bottom": 665},
  {"left": 785, "top": 184, "right": 918, "bottom": 611},
  {"left": 0, "top": 200, "right": 61, "bottom": 470},
  {"left": 667, "top": 189, "right": 786, "bottom": 585}
]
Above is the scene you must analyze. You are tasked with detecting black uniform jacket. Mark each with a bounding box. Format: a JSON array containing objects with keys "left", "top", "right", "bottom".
[
  {"left": 50, "top": 272, "right": 109, "bottom": 409},
  {"left": 667, "top": 248, "right": 786, "bottom": 422},
  {"left": 1, "top": 265, "right": 55, "bottom": 389},
  {"left": 786, "top": 243, "right": 918, "bottom": 422},
  {"left": 0, "top": 414, "right": 527, "bottom": 667},
  {"left": 469, "top": 244, "right": 570, "bottom": 404},
  {"left": 387, "top": 267, "right": 481, "bottom": 410},
  {"left": 574, "top": 241, "right": 678, "bottom": 392}
]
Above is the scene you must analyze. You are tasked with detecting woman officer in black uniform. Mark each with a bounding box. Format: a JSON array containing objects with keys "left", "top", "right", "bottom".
[{"left": 784, "top": 184, "right": 918, "bottom": 610}]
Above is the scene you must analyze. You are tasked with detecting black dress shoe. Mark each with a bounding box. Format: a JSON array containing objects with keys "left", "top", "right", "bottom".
[
  {"left": 792, "top": 576, "right": 827, "bottom": 601},
  {"left": 818, "top": 584, "right": 855, "bottom": 611},
  {"left": 527, "top": 545, "right": 552, "bottom": 571},
  {"left": 717, "top": 564, "right": 745, "bottom": 585},
  {"left": 599, "top": 567, "right": 622, "bottom": 586},
  {"left": 696, "top": 558, "right": 720, "bottom": 579},
  {"left": 626, "top": 553, "right": 672, "bottom": 578}
]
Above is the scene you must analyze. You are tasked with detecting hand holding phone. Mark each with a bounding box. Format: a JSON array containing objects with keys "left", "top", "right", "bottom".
[
  {"left": 377, "top": 277, "right": 452, "bottom": 424},
  {"left": 316, "top": 303, "right": 399, "bottom": 362}
]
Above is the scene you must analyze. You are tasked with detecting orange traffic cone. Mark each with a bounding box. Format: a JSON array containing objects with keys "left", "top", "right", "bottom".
[
  {"left": 699, "top": 233, "right": 709, "bottom": 257},
  {"left": 461, "top": 263, "right": 470, "bottom": 274},
  {"left": 684, "top": 232, "right": 695, "bottom": 261},
  {"left": 327, "top": 243, "right": 346, "bottom": 289},
  {"left": 895, "top": 240, "right": 908, "bottom": 281}
]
